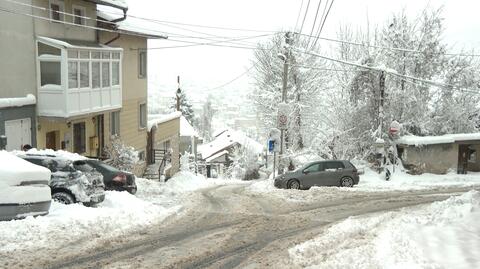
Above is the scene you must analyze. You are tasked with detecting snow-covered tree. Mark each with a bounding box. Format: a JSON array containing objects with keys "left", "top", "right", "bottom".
[
  {"left": 226, "top": 145, "right": 259, "bottom": 180},
  {"left": 200, "top": 98, "right": 215, "bottom": 142},
  {"left": 104, "top": 136, "right": 140, "bottom": 173},
  {"left": 170, "top": 90, "right": 196, "bottom": 126}
]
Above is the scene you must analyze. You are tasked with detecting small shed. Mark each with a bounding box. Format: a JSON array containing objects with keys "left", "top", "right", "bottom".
[{"left": 397, "top": 133, "right": 480, "bottom": 174}]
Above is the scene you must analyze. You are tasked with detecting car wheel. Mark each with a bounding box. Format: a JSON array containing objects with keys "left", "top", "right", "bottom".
[
  {"left": 52, "top": 192, "right": 75, "bottom": 204},
  {"left": 287, "top": 179, "right": 301, "bottom": 190},
  {"left": 340, "top": 177, "right": 354, "bottom": 187}
]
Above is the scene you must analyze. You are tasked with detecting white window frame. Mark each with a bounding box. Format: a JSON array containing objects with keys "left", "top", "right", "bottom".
[
  {"left": 139, "top": 103, "right": 147, "bottom": 129},
  {"left": 72, "top": 5, "right": 87, "bottom": 26},
  {"left": 49, "top": 0, "right": 65, "bottom": 22},
  {"left": 138, "top": 50, "right": 147, "bottom": 78}
]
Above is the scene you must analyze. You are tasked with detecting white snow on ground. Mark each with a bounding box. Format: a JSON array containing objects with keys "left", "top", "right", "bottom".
[
  {"left": 246, "top": 168, "right": 480, "bottom": 203},
  {"left": 289, "top": 190, "right": 480, "bottom": 269},
  {"left": 0, "top": 171, "right": 240, "bottom": 255}
]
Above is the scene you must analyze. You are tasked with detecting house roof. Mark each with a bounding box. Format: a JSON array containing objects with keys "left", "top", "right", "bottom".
[
  {"left": 0, "top": 94, "right": 36, "bottom": 109},
  {"left": 198, "top": 129, "right": 263, "bottom": 160},
  {"left": 180, "top": 116, "right": 198, "bottom": 137},
  {"left": 86, "top": 0, "right": 128, "bottom": 10},
  {"left": 97, "top": 10, "right": 168, "bottom": 39},
  {"left": 148, "top": 112, "right": 182, "bottom": 130},
  {"left": 398, "top": 133, "right": 480, "bottom": 146},
  {"left": 37, "top": 36, "right": 122, "bottom": 51},
  {"left": 205, "top": 150, "right": 229, "bottom": 163}
]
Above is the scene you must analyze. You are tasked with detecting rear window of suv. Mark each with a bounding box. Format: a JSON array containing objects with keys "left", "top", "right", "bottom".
[{"left": 73, "top": 161, "right": 95, "bottom": 172}]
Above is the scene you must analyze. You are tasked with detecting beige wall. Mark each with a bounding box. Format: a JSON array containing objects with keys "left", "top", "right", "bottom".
[
  {"left": 401, "top": 143, "right": 458, "bottom": 174},
  {"left": 152, "top": 118, "right": 180, "bottom": 175},
  {"left": 37, "top": 115, "right": 98, "bottom": 156}
]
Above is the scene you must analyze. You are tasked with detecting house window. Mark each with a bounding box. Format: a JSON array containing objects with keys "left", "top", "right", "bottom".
[
  {"left": 138, "top": 50, "right": 147, "bottom": 78},
  {"left": 49, "top": 0, "right": 64, "bottom": 22},
  {"left": 68, "top": 62, "right": 78, "bottom": 89},
  {"left": 139, "top": 103, "right": 147, "bottom": 129},
  {"left": 101, "top": 62, "right": 110, "bottom": 87},
  {"left": 112, "top": 62, "right": 120, "bottom": 86},
  {"left": 73, "top": 122, "right": 86, "bottom": 154},
  {"left": 72, "top": 6, "right": 86, "bottom": 25},
  {"left": 468, "top": 146, "right": 477, "bottom": 163},
  {"left": 110, "top": 111, "right": 120, "bottom": 136},
  {"left": 40, "top": 62, "right": 61, "bottom": 86},
  {"left": 79, "top": 62, "right": 89, "bottom": 88},
  {"left": 92, "top": 62, "right": 100, "bottom": 88}
]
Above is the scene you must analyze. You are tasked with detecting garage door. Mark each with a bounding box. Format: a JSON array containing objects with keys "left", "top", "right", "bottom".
[{"left": 5, "top": 118, "right": 31, "bottom": 151}]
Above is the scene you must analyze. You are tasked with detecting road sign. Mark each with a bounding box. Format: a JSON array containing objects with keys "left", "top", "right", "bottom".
[{"left": 277, "top": 103, "right": 289, "bottom": 130}]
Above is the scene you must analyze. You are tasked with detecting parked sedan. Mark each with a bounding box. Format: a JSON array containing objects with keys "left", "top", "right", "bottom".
[
  {"left": 18, "top": 154, "right": 105, "bottom": 206},
  {"left": 274, "top": 160, "right": 360, "bottom": 189},
  {"left": 84, "top": 159, "right": 137, "bottom": 194},
  {"left": 0, "top": 151, "right": 52, "bottom": 221}
]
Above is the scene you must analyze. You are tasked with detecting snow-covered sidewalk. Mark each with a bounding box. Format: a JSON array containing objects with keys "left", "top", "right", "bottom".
[{"left": 289, "top": 190, "right": 480, "bottom": 269}]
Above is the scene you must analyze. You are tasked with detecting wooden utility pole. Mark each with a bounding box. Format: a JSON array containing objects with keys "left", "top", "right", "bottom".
[
  {"left": 176, "top": 76, "right": 181, "bottom": 112},
  {"left": 379, "top": 71, "right": 385, "bottom": 138},
  {"left": 278, "top": 32, "right": 292, "bottom": 174}
]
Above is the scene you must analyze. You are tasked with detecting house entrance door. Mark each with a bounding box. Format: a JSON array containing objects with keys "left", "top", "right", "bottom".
[
  {"left": 458, "top": 144, "right": 469, "bottom": 174},
  {"left": 5, "top": 118, "right": 31, "bottom": 151},
  {"left": 46, "top": 131, "right": 57, "bottom": 150}
]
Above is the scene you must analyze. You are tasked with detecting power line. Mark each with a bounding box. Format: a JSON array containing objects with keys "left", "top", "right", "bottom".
[
  {"left": 312, "top": 0, "right": 335, "bottom": 48},
  {"left": 307, "top": 0, "right": 322, "bottom": 48},
  {"left": 294, "top": 48, "right": 480, "bottom": 95},
  {"left": 205, "top": 65, "right": 255, "bottom": 91},
  {"left": 294, "top": 0, "right": 305, "bottom": 31},
  {"left": 299, "top": 0, "right": 311, "bottom": 34},
  {"left": 298, "top": 32, "right": 480, "bottom": 57}
]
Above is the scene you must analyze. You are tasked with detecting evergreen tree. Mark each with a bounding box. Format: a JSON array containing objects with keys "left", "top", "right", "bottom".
[
  {"left": 170, "top": 90, "right": 196, "bottom": 126},
  {"left": 200, "top": 98, "right": 215, "bottom": 141}
]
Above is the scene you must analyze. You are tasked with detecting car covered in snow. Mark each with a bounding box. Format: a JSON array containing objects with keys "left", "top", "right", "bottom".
[
  {"left": 0, "top": 151, "right": 52, "bottom": 221},
  {"left": 84, "top": 159, "right": 137, "bottom": 194},
  {"left": 16, "top": 153, "right": 105, "bottom": 206},
  {"left": 274, "top": 160, "right": 360, "bottom": 189}
]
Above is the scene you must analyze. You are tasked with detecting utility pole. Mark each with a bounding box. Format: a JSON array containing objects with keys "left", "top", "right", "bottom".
[
  {"left": 278, "top": 32, "right": 292, "bottom": 174},
  {"left": 176, "top": 75, "right": 181, "bottom": 112},
  {"left": 379, "top": 71, "right": 385, "bottom": 139}
]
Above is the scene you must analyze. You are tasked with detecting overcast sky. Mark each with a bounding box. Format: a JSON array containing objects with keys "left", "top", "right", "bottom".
[{"left": 126, "top": 0, "right": 480, "bottom": 95}]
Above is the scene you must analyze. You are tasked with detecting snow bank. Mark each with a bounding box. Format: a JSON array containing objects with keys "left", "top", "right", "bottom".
[
  {"left": 0, "top": 191, "right": 180, "bottom": 253},
  {"left": 0, "top": 94, "right": 35, "bottom": 109},
  {"left": 289, "top": 190, "right": 480, "bottom": 269}
]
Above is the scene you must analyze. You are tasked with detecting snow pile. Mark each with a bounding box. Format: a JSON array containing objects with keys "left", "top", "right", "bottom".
[
  {"left": 356, "top": 168, "right": 480, "bottom": 191},
  {"left": 13, "top": 148, "right": 86, "bottom": 161},
  {"left": 0, "top": 151, "right": 51, "bottom": 204},
  {"left": 289, "top": 190, "right": 480, "bottom": 269},
  {"left": 148, "top": 111, "right": 182, "bottom": 130},
  {"left": 0, "top": 94, "right": 36, "bottom": 109},
  {"left": 164, "top": 171, "right": 213, "bottom": 193},
  {"left": 0, "top": 191, "right": 179, "bottom": 253}
]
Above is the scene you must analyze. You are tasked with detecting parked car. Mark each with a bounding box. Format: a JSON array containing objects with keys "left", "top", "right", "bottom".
[
  {"left": 17, "top": 154, "right": 105, "bottom": 206},
  {"left": 0, "top": 151, "right": 52, "bottom": 221},
  {"left": 274, "top": 160, "right": 360, "bottom": 189},
  {"left": 84, "top": 159, "right": 137, "bottom": 194}
]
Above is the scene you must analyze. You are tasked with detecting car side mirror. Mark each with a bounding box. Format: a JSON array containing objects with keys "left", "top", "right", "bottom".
[{"left": 303, "top": 170, "right": 309, "bottom": 174}]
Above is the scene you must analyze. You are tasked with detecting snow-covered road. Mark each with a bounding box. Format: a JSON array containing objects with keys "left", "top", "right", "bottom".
[{"left": 1, "top": 170, "right": 479, "bottom": 269}]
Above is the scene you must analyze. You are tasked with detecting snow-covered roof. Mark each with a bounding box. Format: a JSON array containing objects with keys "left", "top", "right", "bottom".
[
  {"left": 97, "top": 10, "right": 167, "bottom": 39},
  {"left": 398, "top": 133, "right": 480, "bottom": 146},
  {"left": 148, "top": 112, "right": 182, "bottom": 130},
  {"left": 180, "top": 116, "right": 198, "bottom": 137},
  {"left": 37, "top": 36, "right": 122, "bottom": 51},
  {"left": 198, "top": 129, "right": 263, "bottom": 160},
  {"left": 0, "top": 151, "right": 51, "bottom": 187},
  {"left": 205, "top": 150, "right": 228, "bottom": 163},
  {"left": 90, "top": 0, "right": 128, "bottom": 10},
  {"left": 0, "top": 94, "right": 36, "bottom": 109}
]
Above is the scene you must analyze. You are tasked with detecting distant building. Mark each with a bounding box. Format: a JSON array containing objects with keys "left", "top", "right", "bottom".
[{"left": 397, "top": 133, "right": 480, "bottom": 174}]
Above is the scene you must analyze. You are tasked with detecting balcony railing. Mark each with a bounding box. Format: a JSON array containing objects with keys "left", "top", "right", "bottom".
[{"left": 36, "top": 36, "right": 122, "bottom": 118}]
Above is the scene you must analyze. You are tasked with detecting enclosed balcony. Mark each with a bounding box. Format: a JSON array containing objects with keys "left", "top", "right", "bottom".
[{"left": 36, "top": 36, "right": 122, "bottom": 118}]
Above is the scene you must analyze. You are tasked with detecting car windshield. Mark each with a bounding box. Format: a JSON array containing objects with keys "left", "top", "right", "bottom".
[{"left": 89, "top": 160, "right": 118, "bottom": 172}]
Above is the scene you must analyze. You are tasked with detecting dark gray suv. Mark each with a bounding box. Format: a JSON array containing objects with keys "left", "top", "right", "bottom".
[{"left": 274, "top": 160, "right": 360, "bottom": 189}]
